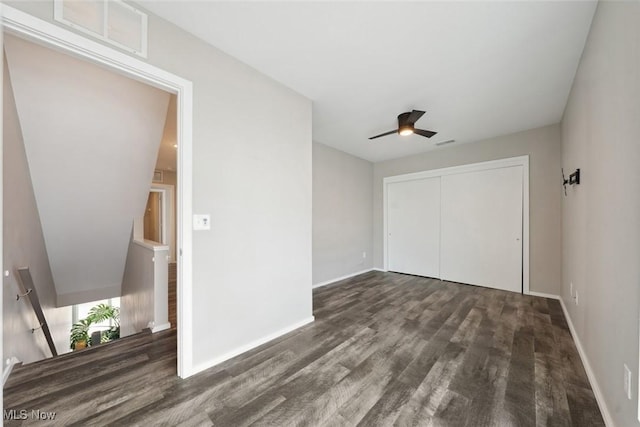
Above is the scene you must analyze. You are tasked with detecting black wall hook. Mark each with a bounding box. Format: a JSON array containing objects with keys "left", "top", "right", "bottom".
[
  {"left": 569, "top": 169, "right": 580, "bottom": 185},
  {"left": 562, "top": 168, "right": 580, "bottom": 196}
]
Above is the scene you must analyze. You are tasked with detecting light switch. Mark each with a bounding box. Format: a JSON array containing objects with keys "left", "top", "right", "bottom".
[{"left": 193, "top": 214, "right": 211, "bottom": 230}]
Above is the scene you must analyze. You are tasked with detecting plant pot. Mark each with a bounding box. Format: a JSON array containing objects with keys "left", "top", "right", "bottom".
[{"left": 74, "top": 340, "right": 87, "bottom": 350}]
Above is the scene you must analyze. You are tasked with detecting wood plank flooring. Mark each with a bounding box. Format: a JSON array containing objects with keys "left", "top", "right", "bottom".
[{"left": 3, "top": 271, "right": 604, "bottom": 426}]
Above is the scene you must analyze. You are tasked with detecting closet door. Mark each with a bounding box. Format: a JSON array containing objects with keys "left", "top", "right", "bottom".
[
  {"left": 440, "top": 166, "right": 523, "bottom": 293},
  {"left": 387, "top": 177, "right": 440, "bottom": 278}
]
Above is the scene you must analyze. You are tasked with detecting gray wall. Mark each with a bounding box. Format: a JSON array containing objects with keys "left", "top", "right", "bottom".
[
  {"left": 6, "top": 2, "right": 313, "bottom": 370},
  {"left": 373, "top": 124, "right": 562, "bottom": 295},
  {"left": 561, "top": 1, "right": 640, "bottom": 425},
  {"left": 3, "top": 56, "right": 71, "bottom": 363},
  {"left": 313, "top": 142, "right": 373, "bottom": 285}
]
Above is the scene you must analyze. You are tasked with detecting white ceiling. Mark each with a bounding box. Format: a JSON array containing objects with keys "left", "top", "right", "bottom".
[{"left": 140, "top": 1, "right": 596, "bottom": 162}]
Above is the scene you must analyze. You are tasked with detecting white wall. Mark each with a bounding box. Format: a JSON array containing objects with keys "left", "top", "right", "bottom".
[
  {"left": 4, "top": 34, "right": 170, "bottom": 306},
  {"left": 313, "top": 142, "right": 373, "bottom": 285},
  {"left": 120, "top": 239, "right": 169, "bottom": 336},
  {"left": 4, "top": 1, "right": 313, "bottom": 370},
  {"left": 561, "top": 1, "right": 640, "bottom": 425},
  {"left": 3, "top": 56, "right": 71, "bottom": 364},
  {"left": 373, "top": 125, "right": 562, "bottom": 295}
]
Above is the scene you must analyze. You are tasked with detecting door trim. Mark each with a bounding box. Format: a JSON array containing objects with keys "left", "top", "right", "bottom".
[
  {"left": 146, "top": 188, "right": 167, "bottom": 246},
  {"left": 383, "top": 155, "right": 530, "bottom": 294},
  {"left": 150, "top": 183, "right": 176, "bottom": 262},
  {"left": 1, "top": 5, "right": 195, "bottom": 378}
]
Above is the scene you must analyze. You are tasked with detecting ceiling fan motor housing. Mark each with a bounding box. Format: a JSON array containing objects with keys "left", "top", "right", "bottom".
[{"left": 398, "top": 112, "right": 414, "bottom": 135}]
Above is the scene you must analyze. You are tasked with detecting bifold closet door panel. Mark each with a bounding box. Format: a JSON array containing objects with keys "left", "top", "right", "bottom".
[
  {"left": 440, "top": 166, "right": 523, "bottom": 293},
  {"left": 387, "top": 177, "right": 440, "bottom": 278}
]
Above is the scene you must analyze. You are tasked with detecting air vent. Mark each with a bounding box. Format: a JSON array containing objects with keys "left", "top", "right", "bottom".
[
  {"left": 435, "top": 139, "right": 455, "bottom": 146},
  {"left": 54, "top": 0, "right": 148, "bottom": 58}
]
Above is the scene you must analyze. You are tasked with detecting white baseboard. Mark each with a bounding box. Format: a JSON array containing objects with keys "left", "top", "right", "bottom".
[
  {"left": 2, "top": 357, "right": 21, "bottom": 386},
  {"left": 189, "top": 316, "right": 315, "bottom": 376},
  {"left": 372, "top": 267, "right": 386, "bottom": 272},
  {"left": 150, "top": 322, "right": 171, "bottom": 333},
  {"left": 527, "top": 290, "right": 560, "bottom": 300},
  {"left": 312, "top": 268, "right": 374, "bottom": 289},
  {"left": 559, "top": 297, "right": 614, "bottom": 427}
]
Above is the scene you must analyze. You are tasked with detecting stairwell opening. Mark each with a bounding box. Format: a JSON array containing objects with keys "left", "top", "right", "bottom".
[{"left": 3, "top": 34, "right": 181, "bottom": 368}]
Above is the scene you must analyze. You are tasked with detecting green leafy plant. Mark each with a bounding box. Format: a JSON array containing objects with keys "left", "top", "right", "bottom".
[
  {"left": 69, "top": 303, "right": 120, "bottom": 350},
  {"left": 101, "top": 327, "right": 120, "bottom": 343},
  {"left": 70, "top": 319, "right": 91, "bottom": 350},
  {"left": 89, "top": 304, "right": 120, "bottom": 344},
  {"left": 87, "top": 304, "right": 120, "bottom": 327}
]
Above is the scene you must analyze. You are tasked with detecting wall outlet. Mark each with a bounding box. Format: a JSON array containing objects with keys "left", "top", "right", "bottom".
[
  {"left": 624, "top": 364, "right": 632, "bottom": 399},
  {"left": 362, "top": 252, "right": 367, "bottom": 259},
  {"left": 193, "top": 214, "right": 211, "bottom": 231}
]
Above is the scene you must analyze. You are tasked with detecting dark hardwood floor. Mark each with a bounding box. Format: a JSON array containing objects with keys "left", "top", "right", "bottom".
[{"left": 3, "top": 271, "right": 604, "bottom": 426}]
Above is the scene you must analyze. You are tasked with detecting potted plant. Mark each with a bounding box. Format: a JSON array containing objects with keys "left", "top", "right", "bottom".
[
  {"left": 87, "top": 303, "right": 120, "bottom": 343},
  {"left": 70, "top": 318, "right": 91, "bottom": 350},
  {"left": 69, "top": 303, "right": 120, "bottom": 350}
]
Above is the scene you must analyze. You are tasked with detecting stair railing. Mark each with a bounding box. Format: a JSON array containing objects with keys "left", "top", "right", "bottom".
[{"left": 15, "top": 267, "right": 58, "bottom": 357}]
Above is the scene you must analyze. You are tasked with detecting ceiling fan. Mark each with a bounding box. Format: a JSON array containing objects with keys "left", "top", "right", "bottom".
[{"left": 369, "top": 110, "right": 437, "bottom": 140}]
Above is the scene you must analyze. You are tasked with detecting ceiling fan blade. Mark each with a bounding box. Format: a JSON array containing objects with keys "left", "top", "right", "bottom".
[
  {"left": 369, "top": 129, "right": 398, "bottom": 140},
  {"left": 406, "top": 110, "right": 425, "bottom": 125},
  {"left": 414, "top": 129, "right": 437, "bottom": 138}
]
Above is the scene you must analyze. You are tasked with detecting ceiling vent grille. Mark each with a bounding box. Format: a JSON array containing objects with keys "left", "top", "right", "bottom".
[
  {"left": 435, "top": 139, "right": 455, "bottom": 146},
  {"left": 54, "top": 0, "right": 148, "bottom": 58}
]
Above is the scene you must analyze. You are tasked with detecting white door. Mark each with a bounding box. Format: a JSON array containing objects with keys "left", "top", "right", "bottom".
[
  {"left": 387, "top": 177, "right": 440, "bottom": 278},
  {"left": 440, "top": 166, "right": 523, "bottom": 293}
]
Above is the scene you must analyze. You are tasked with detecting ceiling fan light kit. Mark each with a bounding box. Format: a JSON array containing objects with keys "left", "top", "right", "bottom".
[
  {"left": 399, "top": 126, "right": 414, "bottom": 136},
  {"left": 369, "top": 110, "right": 437, "bottom": 140}
]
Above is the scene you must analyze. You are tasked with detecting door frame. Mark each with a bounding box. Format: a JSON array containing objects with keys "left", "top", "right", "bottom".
[
  {"left": 150, "top": 183, "right": 177, "bottom": 262},
  {"left": 144, "top": 187, "right": 169, "bottom": 246},
  {"left": 1, "top": 5, "right": 195, "bottom": 378},
  {"left": 383, "top": 155, "right": 530, "bottom": 294},
  {"left": 146, "top": 187, "right": 168, "bottom": 245}
]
